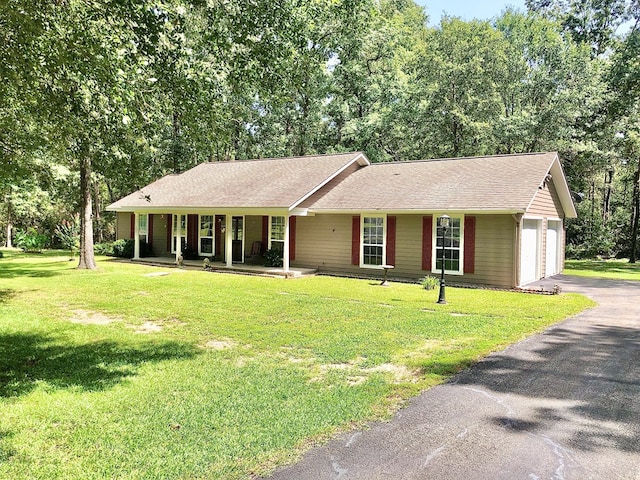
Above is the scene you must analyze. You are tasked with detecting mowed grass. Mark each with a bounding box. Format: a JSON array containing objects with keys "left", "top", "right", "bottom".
[
  {"left": 565, "top": 259, "right": 640, "bottom": 281},
  {"left": 0, "top": 251, "right": 594, "bottom": 479}
]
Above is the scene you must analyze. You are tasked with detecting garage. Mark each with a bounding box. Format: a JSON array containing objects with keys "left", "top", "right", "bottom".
[
  {"left": 545, "top": 220, "right": 561, "bottom": 277},
  {"left": 520, "top": 219, "right": 540, "bottom": 285}
]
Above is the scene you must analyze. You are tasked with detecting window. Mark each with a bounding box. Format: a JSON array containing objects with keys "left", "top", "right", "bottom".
[
  {"left": 138, "top": 214, "right": 148, "bottom": 243},
  {"left": 172, "top": 214, "right": 187, "bottom": 254},
  {"left": 434, "top": 216, "right": 462, "bottom": 274},
  {"left": 270, "top": 216, "right": 285, "bottom": 255},
  {"left": 199, "top": 215, "right": 214, "bottom": 256},
  {"left": 362, "top": 216, "right": 385, "bottom": 267}
]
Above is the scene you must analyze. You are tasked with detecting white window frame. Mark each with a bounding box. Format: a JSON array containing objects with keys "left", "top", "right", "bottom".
[
  {"left": 171, "top": 214, "right": 187, "bottom": 254},
  {"left": 360, "top": 214, "right": 386, "bottom": 269},
  {"left": 269, "top": 216, "right": 285, "bottom": 254},
  {"left": 138, "top": 213, "right": 149, "bottom": 243},
  {"left": 198, "top": 214, "right": 214, "bottom": 257},
  {"left": 431, "top": 214, "right": 464, "bottom": 275}
]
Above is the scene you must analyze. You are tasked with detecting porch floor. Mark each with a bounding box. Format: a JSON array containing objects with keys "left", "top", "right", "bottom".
[{"left": 130, "top": 257, "right": 317, "bottom": 278}]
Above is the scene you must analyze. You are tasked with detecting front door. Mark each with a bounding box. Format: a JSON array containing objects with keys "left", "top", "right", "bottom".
[{"left": 232, "top": 216, "right": 244, "bottom": 262}]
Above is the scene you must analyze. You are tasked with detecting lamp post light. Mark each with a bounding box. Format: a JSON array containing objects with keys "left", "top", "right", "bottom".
[{"left": 437, "top": 214, "right": 450, "bottom": 305}]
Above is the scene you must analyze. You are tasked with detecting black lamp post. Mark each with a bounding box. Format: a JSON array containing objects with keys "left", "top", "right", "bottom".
[{"left": 437, "top": 214, "right": 450, "bottom": 304}]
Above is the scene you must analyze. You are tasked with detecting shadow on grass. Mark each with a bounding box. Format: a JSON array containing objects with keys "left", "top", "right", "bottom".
[
  {"left": 456, "top": 324, "right": 640, "bottom": 453},
  {"left": 0, "top": 332, "right": 200, "bottom": 398},
  {"left": 566, "top": 260, "right": 640, "bottom": 273},
  {"left": 0, "top": 429, "right": 15, "bottom": 462},
  {"left": 0, "top": 289, "right": 16, "bottom": 303},
  {"left": 0, "top": 261, "right": 72, "bottom": 279}
]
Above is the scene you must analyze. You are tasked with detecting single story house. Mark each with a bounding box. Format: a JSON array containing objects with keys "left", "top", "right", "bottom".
[{"left": 106, "top": 151, "right": 576, "bottom": 287}]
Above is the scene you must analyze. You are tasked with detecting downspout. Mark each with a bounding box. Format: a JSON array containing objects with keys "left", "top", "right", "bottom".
[
  {"left": 5, "top": 194, "right": 12, "bottom": 248},
  {"left": 512, "top": 214, "right": 523, "bottom": 287}
]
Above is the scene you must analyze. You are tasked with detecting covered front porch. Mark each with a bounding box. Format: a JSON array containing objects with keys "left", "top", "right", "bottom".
[
  {"left": 129, "top": 256, "right": 316, "bottom": 278},
  {"left": 124, "top": 209, "right": 303, "bottom": 274}
]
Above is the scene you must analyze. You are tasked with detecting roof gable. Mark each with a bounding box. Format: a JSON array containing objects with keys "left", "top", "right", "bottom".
[
  {"left": 305, "top": 152, "right": 576, "bottom": 217},
  {"left": 107, "top": 152, "right": 369, "bottom": 211}
]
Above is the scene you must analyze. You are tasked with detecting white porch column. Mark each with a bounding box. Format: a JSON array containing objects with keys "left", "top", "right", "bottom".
[
  {"left": 174, "top": 214, "right": 181, "bottom": 263},
  {"left": 225, "top": 214, "right": 233, "bottom": 267},
  {"left": 283, "top": 214, "right": 290, "bottom": 273},
  {"left": 133, "top": 213, "right": 140, "bottom": 260}
]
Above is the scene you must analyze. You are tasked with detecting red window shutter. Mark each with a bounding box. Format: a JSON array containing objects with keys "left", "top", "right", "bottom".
[
  {"left": 422, "top": 216, "right": 433, "bottom": 271},
  {"left": 187, "top": 214, "right": 198, "bottom": 249},
  {"left": 167, "top": 215, "right": 173, "bottom": 253},
  {"left": 289, "top": 216, "right": 297, "bottom": 261},
  {"left": 215, "top": 215, "right": 223, "bottom": 257},
  {"left": 351, "top": 216, "right": 360, "bottom": 265},
  {"left": 262, "top": 216, "right": 269, "bottom": 253},
  {"left": 148, "top": 215, "right": 154, "bottom": 246},
  {"left": 130, "top": 213, "right": 135, "bottom": 239},
  {"left": 464, "top": 216, "right": 476, "bottom": 274},
  {"left": 386, "top": 216, "right": 396, "bottom": 266}
]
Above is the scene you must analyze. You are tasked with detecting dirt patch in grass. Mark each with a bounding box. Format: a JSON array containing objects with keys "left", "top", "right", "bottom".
[
  {"left": 312, "top": 360, "right": 420, "bottom": 386},
  {"left": 143, "top": 272, "right": 171, "bottom": 277},
  {"left": 203, "top": 338, "right": 238, "bottom": 350},
  {"left": 131, "top": 321, "right": 164, "bottom": 333},
  {"left": 69, "top": 309, "right": 120, "bottom": 325}
]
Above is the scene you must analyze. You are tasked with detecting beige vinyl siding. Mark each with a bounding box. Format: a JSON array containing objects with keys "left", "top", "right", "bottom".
[
  {"left": 528, "top": 180, "right": 564, "bottom": 218},
  {"left": 393, "top": 215, "right": 424, "bottom": 278},
  {"left": 293, "top": 213, "right": 516, "bottom": 287},
  {"left": 116, "top": 212, "right": 132, "bottom": 240},
  {"left": 244, "top": 215, "right": 263, "bottom": 256},
  {"left": 460, "top": 215, "right": 515, "bottom": 288},
  {"left": 293, "top": 214, "right": 355, "bottom": 274}
]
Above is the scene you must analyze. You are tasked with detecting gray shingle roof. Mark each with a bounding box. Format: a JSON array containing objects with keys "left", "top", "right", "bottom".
[
  {"left": 108, "top": 151, "right": 576, "bottom": 218},
  {"left": 306, "top": 152, "right": 564, "bottom": 213},
  {"left": 107, "top": 152, "right": 367, "bottom": 210}
]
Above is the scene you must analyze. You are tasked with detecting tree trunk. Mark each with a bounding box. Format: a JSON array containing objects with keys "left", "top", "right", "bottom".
[
  {"left": 93, "top": 178, "right": 103, "bottom": 244},
  {"left": 78, "top": 155, "right": 97, "bottom": 269},
  {"left": 630, "top": 162, "right": 640, "bottom": 263},
  {"left": 172, "top": 110, "right": 181, "bottom": 172},
  {"left": 5, "top": 196, "right": 12, "bottom": 248}
]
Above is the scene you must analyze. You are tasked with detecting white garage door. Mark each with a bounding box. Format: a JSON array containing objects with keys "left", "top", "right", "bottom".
[
  {"left": 520, "top": 219, "right": 540, "bottom": 286},
  {"left": 546, "top": 220, "right": 561, "bottom": 277}
]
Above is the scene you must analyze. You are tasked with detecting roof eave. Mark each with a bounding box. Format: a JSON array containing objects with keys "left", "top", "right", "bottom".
[{"left": 307, "top": 208, "right": 525, "bottom": 215}]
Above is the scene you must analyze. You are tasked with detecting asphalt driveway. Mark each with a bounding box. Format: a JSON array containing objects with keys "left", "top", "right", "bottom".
[{"left": 266, "top": 275, "right": 640, "bottom": 480}]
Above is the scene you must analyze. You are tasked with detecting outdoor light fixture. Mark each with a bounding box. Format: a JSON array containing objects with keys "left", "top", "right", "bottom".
[{"left": 437, "top": 214, "right": 450, "bottom": 305}]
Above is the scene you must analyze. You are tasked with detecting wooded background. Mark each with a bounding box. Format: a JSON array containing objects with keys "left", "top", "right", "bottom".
[{"left": 2, "top": 0, "right": 639, "bottom": 267}]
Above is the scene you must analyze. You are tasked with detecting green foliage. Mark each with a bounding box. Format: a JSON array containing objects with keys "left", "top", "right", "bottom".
[
  {"left": 111, "top": 239, "right": 133, "bottom": 258},
  {"left": 54, "top": 216, "right": 80, "bottom": 254},
  {"left": 263, "top": 248, "right": 283, "bottom": 267},
  {"left": 14, "top": 228, "right": 48, "bottom": 252},
  {"left": 420, "top": 275, "right": 439, "bottom": 290},
  {"left": 102, "top": 239, "right": 153, "bottom": 258},
  {"left": 2, "top": 0, "right": 640, "bottom": 263},
  {"left": 0, "top": 253, "right": 594, "bottom": 479},
  {"left": 93, "top": 242, "right": 115, "bottom": 255}
]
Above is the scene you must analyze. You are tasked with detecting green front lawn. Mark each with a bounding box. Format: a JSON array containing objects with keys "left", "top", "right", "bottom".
[
  {"left": 0, "top": 251, "right": 593, "bottom": 479},
  {"left": 565, "top": 259, "right": 640, "bottom": 281}
]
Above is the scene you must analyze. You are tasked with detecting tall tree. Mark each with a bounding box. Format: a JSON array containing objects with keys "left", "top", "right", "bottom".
[{"left": 526, "top": 0, "right": 629, "bottom": 56}]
